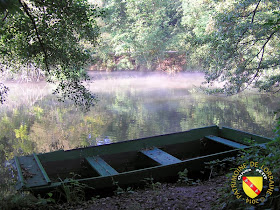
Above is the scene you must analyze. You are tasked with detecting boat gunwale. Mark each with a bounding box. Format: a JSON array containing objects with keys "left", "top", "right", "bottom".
[
  {"left": 53, "top": 125, "right": 220, "bottom": 152},
  {"left": 36, "top": 125, "right": 273, "bottom": 163},
  {"left": 39, "top": 125, "right": 272, "bottom": 157},
  {"left": 27, "top": 145, "right": 261, "bottom": 192},
  {"left": 37, "top": 125, "right": 221, "bottom": 162},
  {"left": 220, "top": 126, "right": 273, "bottom": 143},
  {"left": 15, "top": 125, "right": 273, "bottom": 193}
]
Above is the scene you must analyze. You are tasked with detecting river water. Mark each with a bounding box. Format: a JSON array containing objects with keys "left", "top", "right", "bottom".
[{"left": 0, "top": 71, "right": 279, "bottom": 156}]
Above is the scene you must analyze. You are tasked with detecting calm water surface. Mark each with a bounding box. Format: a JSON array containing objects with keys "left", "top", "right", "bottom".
[{"left": 0, "top": 71, "right": 279, "bottom": 156}]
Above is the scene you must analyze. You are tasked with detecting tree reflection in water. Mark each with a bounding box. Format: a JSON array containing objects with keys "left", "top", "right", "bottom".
[{"left": 0, "top": 72, "right": 278, "bottom": 191}]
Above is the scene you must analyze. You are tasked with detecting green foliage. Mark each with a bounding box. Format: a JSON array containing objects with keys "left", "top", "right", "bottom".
[
  {"left": 0, "top": 191, "right": 57, "bottom": 209},
  {"left": 14, "top": 124, "right": 34, "bottom": 154},
  {"left": 0, "top": 0, "right": 20, "bottom": 14},
  {"left": 177, "top": 168, "right": 201, "bottom": 185},
  {"left": 0, "top": 192, "right": 37, "bottom": 210},
  {"left": 204, "top": 157, "right": 236, "bottom": 180},
  {"left": 214, "top": 123, "right": 280, "bottom": 209},
  {"left": 99, "top": 0, "right": 185, "bottom": 70},
  {"left": 142, "top": 177, "right": 161, "bottom": 190},
  {"left": 32, "top": 106, "right": 43, "bottom": 120},
  {"left": 14, "top": 124, "right": 28, "bottom": 141},
  {"left": 116, "top": 57, "right": 134, "bottom": 70},
  {"left": 0, "top": 0, "right": 105, "bottom": 110},
  {"left": 112, "top": 178, "right": 134, "bottom": 195},
  {"left": 200, "top": 0, "right": 280, "bottom": 94},
  {"left": 177, "top": 168, "right": 192, "bottom": 184},
  {"left": 36, "top": 193, "right": 56, "bottom": 205},
  {"left": 79, "top": 134, "right": 90, "bottom": 148},
  {"left": 1, "top": 0, "right": 279, "bottom": 99},
  {"left": 57, "top": 172, "right": 93, "bottom": 203}
]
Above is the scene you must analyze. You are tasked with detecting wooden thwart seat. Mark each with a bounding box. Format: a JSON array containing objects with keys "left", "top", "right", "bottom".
[
  {"left": 140, "top": 147, "right": 181, "bottom": 165},
  {"left": 86, "top": 156, "right": 118, "bottom": 176},
  {"left": 205, "top": 135, "right": 249, "bottom": 149}
]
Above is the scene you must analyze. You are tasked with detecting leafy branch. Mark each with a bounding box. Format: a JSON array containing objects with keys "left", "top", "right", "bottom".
[{"left": 18, "top": 0, "right": 50, "bottom": 72}]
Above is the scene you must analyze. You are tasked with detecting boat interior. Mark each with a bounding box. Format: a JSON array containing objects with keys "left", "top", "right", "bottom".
[{"left": 40, "top": 135, "right": 246, "bottom": 182}]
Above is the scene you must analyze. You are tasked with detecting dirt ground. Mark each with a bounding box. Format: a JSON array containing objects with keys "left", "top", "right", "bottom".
[{"left": 48, "top": 177, "right": 225, "bottom": 210}]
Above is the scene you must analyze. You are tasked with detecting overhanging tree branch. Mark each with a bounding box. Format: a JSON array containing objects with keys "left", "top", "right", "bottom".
[
  {"left": 1, "top": 0, "right": 102, "bottom": 110},
  {"left": 18, "top": 0, "right": 50, "bottom": 73},
  {"left": 234, "top": 0, "right": 263, "bottom": 50},
  {"left": 1, "top": 10, "right": 8, "bottom": 21},
  {"left": 251, "top": 0, "right": 262, "bottom": 24}
]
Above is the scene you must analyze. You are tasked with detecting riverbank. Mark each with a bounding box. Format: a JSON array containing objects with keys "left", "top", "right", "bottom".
[
  {"left": 70, "top": 177, "right": 225, "bottom": 210},
  {"left": 9, "top": 176, "right": 225, "bottom": 210}
]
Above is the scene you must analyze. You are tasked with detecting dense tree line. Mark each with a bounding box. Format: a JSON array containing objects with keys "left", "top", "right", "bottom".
[
  {"left": 0, "top": 0, "right": 104, "bottom": 110},
  {"left": 98, "top": 0, "right": 280, "bottom": 94},
  {"left": 1, "top": 0, "right": 279, "bottom": 107},
  {"left": 97, "top": 0, "right": 184, "bottom": 70}
]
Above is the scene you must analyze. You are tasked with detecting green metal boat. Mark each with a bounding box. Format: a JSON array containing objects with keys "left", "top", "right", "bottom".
[{"left": 14, "top": 125, "right": 272, "bottom": 195}]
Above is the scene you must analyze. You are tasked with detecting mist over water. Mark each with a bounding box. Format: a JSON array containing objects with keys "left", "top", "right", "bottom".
[
  {"left": 89, "top": 71, "right": 206, "bottom": 91},
  {"left": 0, "top": 71, "right": 279, "bottom": 154},
  {"left": 87, "top": 71, "right": 278, "bottom": 140}
]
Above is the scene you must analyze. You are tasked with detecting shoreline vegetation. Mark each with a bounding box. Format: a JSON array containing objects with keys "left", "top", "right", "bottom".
[
  {"left": 89, "top": 51, "right": 190, "bottom": 73},
  {"left": 0, "top": 53, "right": 198, "bottom": 84},
  {"left": 1, "top": 0, "right": 280, "bottom": 209}
]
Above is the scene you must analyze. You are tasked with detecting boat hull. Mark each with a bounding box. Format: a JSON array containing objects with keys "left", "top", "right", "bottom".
[{"left": 14, "top": 125, "right": 272, "bottom": 194}]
